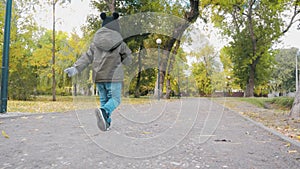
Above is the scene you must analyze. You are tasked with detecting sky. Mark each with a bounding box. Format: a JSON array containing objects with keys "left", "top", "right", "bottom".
[
  {"left": 279, "top": 26, "right": 300, "bottom": 50},
  {"left": 35, "top": 1, "right": 300, "bottom": 50},
  {"left": 35, "top": 0, "right": 98, "bottom": 37}
]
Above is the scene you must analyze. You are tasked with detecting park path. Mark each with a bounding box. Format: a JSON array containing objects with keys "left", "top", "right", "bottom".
[{"left": 0, "top": 98, "right": 300, "bottom": 169}]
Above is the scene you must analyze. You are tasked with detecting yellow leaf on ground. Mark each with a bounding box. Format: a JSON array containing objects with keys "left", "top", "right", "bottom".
[
  {"left": 2, "top": 130, "right": 9, "bottom": 138},
  {"left": 296, "top": 136, "right": 300, "bottom": 141},
  {"left": 284, "top": 143, "right": 291, "bottom": 147}
]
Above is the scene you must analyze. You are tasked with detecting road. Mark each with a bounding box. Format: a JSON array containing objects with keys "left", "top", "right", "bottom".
[{"left": 1, "top": 98, "right": 299, "bottom": 168}]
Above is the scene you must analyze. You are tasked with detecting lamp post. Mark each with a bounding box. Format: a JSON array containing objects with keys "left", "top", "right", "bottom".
[
  {"left": 156, "top": 38, "right": 162, "bottom": 100},
  {"left": 1, "top": 0, "right": 13, "bottom": 113},
  {"left": 296, "top": 49, "right": 300, "bottom": 92}
]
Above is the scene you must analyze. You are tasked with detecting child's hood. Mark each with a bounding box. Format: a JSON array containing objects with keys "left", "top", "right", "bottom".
[{"left": 93, "top": 27, "right": 123, "bottom": 52}]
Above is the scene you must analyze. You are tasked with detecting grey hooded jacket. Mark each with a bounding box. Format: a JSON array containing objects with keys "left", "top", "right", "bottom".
[{"left": 73, "top": 27, "right": 132, "bottom": 82}]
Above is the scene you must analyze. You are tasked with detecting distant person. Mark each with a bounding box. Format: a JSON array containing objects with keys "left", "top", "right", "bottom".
[{"left": 64, "top": 12, "right": 132, "bottom": 131}]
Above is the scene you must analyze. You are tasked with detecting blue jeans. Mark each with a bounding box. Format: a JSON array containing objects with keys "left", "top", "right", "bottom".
[{"left": 96, "top": 82, "right": 122, "bottom": 123}]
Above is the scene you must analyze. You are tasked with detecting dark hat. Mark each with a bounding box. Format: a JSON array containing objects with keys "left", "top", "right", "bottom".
[{"left": 100, "top": 12, "right": 120, "bottom": 32}]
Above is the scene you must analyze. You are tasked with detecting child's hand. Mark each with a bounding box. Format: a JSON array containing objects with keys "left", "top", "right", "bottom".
[{"left": 64, "top": 67, "right": 78, "bottom": 77}]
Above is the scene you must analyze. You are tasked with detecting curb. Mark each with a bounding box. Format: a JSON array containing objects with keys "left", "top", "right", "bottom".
[
  {"left": 232, "top": 109, "right": 300, "bottom": 148},
  {"left": 0, "top": 112, "right": 61, "bottom": 119},
  {"left": 0, "top": 112, "right": 32, "bottom": 119}
]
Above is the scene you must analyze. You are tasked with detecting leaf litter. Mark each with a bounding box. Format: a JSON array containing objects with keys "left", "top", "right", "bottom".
[{"left": 213, "top": 98, "right": 300, "bottom": 143}]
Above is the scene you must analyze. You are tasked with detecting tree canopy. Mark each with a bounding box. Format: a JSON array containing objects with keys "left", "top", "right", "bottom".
[{"left": 201, "top": 0, "right": 300, "bottom": 97}]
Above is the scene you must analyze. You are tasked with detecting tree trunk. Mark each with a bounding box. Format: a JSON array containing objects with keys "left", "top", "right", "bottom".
[
  {"left": 73, "top": 83, "right": 77, "bottom": 96},
  {"left": 245, "top": 65, "right": 255, "bottom": 97},
  {"left": 166, "top": 40, "right": 181, "bottom": 99},
  {"left": 155, "top": 0, "right": 199, "bottom": 99},
  {"left": 244, "top": 2, "right": 256, "bottom": 98},
  {"left": 134, "top": 45, "right": 143, "bottom": 98},
  {"left": 290, "top": 88, "right": 300, "bottom": 118},
  {"left": 104, "top": 0, "right": 116, "bottom": 12}
]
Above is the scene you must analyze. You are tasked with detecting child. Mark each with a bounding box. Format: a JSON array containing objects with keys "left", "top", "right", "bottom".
[{"left": 64, "top": 12, "right": 132, "bottom": 131}]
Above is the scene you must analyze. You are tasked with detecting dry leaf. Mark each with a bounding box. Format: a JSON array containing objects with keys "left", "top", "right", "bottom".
[
  {"left": 142, "top": 131, "right": 152, "bottom": 135},
  {"left": 2, "top": 130, "right": 9, "bottom": 138},
  {"left": 21, "top": 116, "right": 28, "bottom": 120},
  {"left": 284, "top": 143, "right": 291, "bottom": 147},
  {"left": 35, "top": 116, "right": 43, "bottom": 119},
  {"left": 296, "top": 136, "right": 300, "bottom": 141},
  {"left": 288, "top": 150, "right": 297, "bottom": 153}
]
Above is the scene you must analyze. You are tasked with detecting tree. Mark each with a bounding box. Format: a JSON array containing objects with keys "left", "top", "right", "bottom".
[
  {"left": 290, "top": 88, "right": 300, "bottom": 118},
  {"left": 31, "top": 30, "right": 72, "bottom": 95},
  {"left": 202, "top": 0, "right": 300, "bottom": 97},
  {"left": 47, "top": 0, "right": 80, "bottom": 101},
  {"left": 191, "top": 44, "right": 219, "bottom": 96},
  {"left": 290, "top": 49, "right": 300, "bottom": 117},
  {"left": 270, "top": 48, "right": 298, "bottom": 94},
  {"left": 86, "top": 0, "right": 200, "bottom": 99},
  {"left": 0, "top": 0, "right": 41, "bottom": 100},
  {"left": 156, "top": 0, "right": 199, "bottom": 99}
]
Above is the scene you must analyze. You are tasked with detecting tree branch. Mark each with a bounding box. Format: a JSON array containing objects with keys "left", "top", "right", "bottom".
[
  {"left": 104, "top": 0, "right": 116, "bottom": 12},
  {"left": 247, "top": 0, "right": 257, "bottom": 56},
  {"left": 231, "top": 8, "right": 241, "bottom": 34},
  {"left": 281, "top": 0, "right": 300, "bottom": 35},
  {"left": 185, "top": 0, "right": 199, "bottom": 22}
]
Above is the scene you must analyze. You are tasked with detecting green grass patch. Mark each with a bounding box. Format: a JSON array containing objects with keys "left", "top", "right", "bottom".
[
  {"left": 266, "top": 97, "right": 294, "bottom": 109},
  {"left": 233, "top": 97, "right": 294, "bottom": 110},
  {"left": 235, "top": 97, "right": 271, "bottom": 108}
]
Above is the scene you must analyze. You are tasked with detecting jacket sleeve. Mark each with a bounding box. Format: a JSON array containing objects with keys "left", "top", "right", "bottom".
[
  {"left": 119, "top": 42, "right": 132, "bottom": 66},
  {"left": 73, "top": 43, "right": 95, "bottom": 72}
]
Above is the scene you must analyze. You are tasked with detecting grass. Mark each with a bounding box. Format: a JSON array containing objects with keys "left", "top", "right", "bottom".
[
  {"left": 6, "top": 95, "right": 294, "bottom": 113},
  {"left": 7, "top": 95, "right": 97, "bottom": 113},
  {"left": 235, "top": 97, "right": 270, "bottom": 108},
  {"left": 265, "top": 97, "right": 294, "bottom": 110},
  {"left": 7, "top": 95, "right": 155, "bottom": 113},
  {"left": 213, "top": 96, "right": 294, "bottom": 110},
  {"left": 236, "top": 97, "right": 294, "bottom": 110}
]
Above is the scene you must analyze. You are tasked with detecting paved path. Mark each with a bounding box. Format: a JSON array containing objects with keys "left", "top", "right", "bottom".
[{"left": 0, "top": 98, "right": 300, "bottom": 169}]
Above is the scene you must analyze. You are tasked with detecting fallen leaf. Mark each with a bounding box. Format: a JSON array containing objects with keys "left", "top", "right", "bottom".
[
  {"left": 21, "top": 116, "right": 28, "bottom": 120},
  {"left": 296, "top": 136, "right": 300, "bottom": 141},
  {"left": 284, "top": 143, "right": 291, "bottom": 147},
  {"left": 288, "top": 150, "right": 297, "bottom": 154},
  {"left": 142, "top": 131, "right": 152, "bottom": 135},
  {"left": 35, "top": 116, "right": 43, "bottom": 119},
  {"left": 2, "top": 130, "right": 9, "bottom": 138}
]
